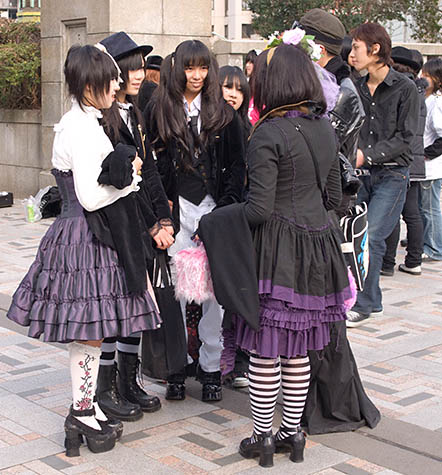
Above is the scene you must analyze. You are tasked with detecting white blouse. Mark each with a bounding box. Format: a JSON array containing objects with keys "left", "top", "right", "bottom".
[
  {"left": 423, "top": 93, "right": 442, "bottom": 181},
  {"left": 52, "top": 100, "right": 141, "bottom": 212}
]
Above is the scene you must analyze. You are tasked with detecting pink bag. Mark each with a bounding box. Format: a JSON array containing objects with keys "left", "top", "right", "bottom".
[{"left": 173, "top": 244, "right": 215, "bottom": 304}]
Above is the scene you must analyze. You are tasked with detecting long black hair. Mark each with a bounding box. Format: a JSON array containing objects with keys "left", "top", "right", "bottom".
[
  {"left": 149, "top": 40, "right": 232, "bottom": 163},
  {"left": 102, "top": 52, "right": 145, "bottom": 143},
  {"left": 253, "top": 45, "right": 326, "bottom": 118},
  {"left": 219, "top": 65, "right": 251, "bottom": 134},
  {"left": 64, "top": 44, "right": 118, "bottom": 110}
]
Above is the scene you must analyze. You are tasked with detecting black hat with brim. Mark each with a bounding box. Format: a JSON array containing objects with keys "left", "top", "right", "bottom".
[
  {"left": 145, "top": 55, "right": 163, "bottom": 71},
  {"left": 391, "top": 46, "right": 420, "bottom": 72},
  {"left": 100, "top": 31, "right": 153, "bottom": 61}
]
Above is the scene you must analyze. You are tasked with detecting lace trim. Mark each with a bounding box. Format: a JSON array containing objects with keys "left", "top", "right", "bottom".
[
  {"left": 149, "top": 222, "right": 162, "bottom": 237},
  {"left": 159, "top": 218, "right": 173, "bottom": 228}
]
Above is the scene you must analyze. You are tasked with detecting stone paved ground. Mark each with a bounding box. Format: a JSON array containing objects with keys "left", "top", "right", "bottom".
[{"left": 0, "top": 204, "right": 441, "bottom": 475}]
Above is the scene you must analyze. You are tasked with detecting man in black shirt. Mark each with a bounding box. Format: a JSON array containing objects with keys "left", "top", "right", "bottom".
[{"left": 346, "top": 23, "right": 420, "bottom": 327}]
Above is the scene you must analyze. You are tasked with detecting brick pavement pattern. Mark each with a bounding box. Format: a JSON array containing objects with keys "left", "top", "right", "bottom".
[{"left": 0, "top": 204, "right": 441, "bottom": 475}]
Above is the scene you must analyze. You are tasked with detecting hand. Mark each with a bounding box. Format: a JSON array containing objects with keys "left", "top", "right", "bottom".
[
  {"left": 168, "top": 200, "right": 173, "bottom": 212},
  {"left": 163, "top": 225, "right": 174, "bottom": 236},
  {"left": 153, "top": 228, "right": 175, "bottom": 250},
  {"left": 356, "top": 149, "right": 365, "bottom": 168},
  {"left": 191, "top": 233, "right": 200, "bottom": 243},
  {"left": 132, "top": 154, "right": 143, "bottom": 174}
]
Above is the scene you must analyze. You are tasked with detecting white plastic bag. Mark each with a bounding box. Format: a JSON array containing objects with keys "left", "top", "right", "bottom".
[{"left": 22, "top": 186, "right": 51, "bottom": 223}]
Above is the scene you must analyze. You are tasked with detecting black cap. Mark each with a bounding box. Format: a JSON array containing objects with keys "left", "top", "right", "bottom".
[
  {"left": 391, "top": 46, "right": 421, "bottom": 72},
  {"left": 100, "top": 32, "right": 153, "bottom": 61},
  {"left": 145, "top": 55, "right": 163, "bottom": 71}
]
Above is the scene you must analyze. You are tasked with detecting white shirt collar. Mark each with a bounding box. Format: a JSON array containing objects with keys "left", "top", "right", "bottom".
[
  {"left": 183, "top": 93, "right": 202, "bottom": 117},
  {"left": 117, "top": 101, "right": 133, "bottom": 111},
  {"left": 71, "top": 98, "right": 103, "bottom": 119}
]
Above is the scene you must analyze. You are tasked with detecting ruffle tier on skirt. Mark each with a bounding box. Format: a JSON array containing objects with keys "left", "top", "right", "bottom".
[
  {"left": 231, "top": 216, "right": 350, "bottom": 359},
  {"left": 7, "top": 213, "right": 161, "bottom": 343}
]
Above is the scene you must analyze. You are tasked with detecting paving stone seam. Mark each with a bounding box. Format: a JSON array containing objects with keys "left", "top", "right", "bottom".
[{"left": 360, "top": 431, "right": 442, "bottom": 463}]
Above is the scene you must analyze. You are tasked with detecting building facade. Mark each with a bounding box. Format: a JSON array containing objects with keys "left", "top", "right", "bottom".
[
  {"left": 0, "top": 0, "right": 17, "bottom": 19},
  {"left": 17, "top": 0, "right": 40, "bottom": 22},
  {"left": 212, "top": 0, "right": 261, "bottom": 40}
]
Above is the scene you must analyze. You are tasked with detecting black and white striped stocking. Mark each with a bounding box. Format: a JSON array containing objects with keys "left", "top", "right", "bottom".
[
  {"left": 248, "top": 354, "right": 281, "bottom": 437},
  {"left": 276, "top": 356, "right": 310, "bottom": 440}
]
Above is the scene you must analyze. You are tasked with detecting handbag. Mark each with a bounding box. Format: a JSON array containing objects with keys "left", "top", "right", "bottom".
[
  {"left": 141, "top": 252, "right": 187, "bottom": 380},
  {"left": 173, "top": 243, "right": 215, "bottom": 305},
  {"left": 338, "top": 152, "right": 361, "bottom": 196},
  {"left": 339, "top": 202, "right": 369, "bottom": 291}
]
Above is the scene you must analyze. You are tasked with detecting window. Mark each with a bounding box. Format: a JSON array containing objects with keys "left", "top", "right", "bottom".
[
  {"left": 224, "top": 0, "right": 228, "bottom": 15},
  {"left": 242, "top": 1, "right": 249, "bottom": 10},
  {"left": 242, "top": 24, "right": 253, "bottom": 39},
  {"left": 224, "top": 25, "right": 228, "bottom": 38}
]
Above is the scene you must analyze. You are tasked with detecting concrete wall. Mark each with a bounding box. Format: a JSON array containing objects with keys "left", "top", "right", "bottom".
[
  {"left": 0, "top": 109, "right": 41, "bottom": 198},
  {"left": 39, "top": 0, "right": 212, "bottom": 187}
]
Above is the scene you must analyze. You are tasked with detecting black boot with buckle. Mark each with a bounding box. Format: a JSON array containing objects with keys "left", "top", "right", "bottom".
[
  {"left": 118, "top": 352, "right": 161, "bottom": 413},
  {"left": 239, "top": 431, "right": 275, "bottom": 468},
  {"left": 96, "top": 363, "right": 143, "bottom": 421},
  {"left": 196, "top": 365, "right": 222, "bottom": 402}
]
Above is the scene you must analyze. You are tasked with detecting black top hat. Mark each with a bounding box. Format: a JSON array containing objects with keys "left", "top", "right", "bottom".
[
  {"left": 145, "top": 55, "right": 163, "bottom": 71},
  {"left": 100, "top": 32, "right": 153, "bottom": 61},
  {"left": 391, "top": 46, "right": 421, "bottom": 72}
]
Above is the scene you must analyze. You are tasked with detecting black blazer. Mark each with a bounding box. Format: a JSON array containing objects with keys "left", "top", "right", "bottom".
[{"left": 144, "top": 102, "right": 246, "bottom": 232}]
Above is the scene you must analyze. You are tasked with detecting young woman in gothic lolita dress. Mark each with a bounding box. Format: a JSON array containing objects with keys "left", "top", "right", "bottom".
[
  {"left": 6, "top": 45, "right": 161, "bottom": 456},
  {"left": 232, "top": 45, "right": 351, "bottom": 468}
]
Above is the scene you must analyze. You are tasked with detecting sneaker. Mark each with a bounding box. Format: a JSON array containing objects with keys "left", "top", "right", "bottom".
[
  {"left": 346, "top": 310, "right": 370, "bottom": 328},
  {"left": 232, "top": 372, "right": 249, "bottom": 388},
  {"left": 370, "top": 309, "right": 384, "bottom": 317},
  {"left": 380, "top": 267, "right": 394, "bottom": 277},
  {"left": 398, "top": 263, "right": 421, "bottom": 275},
  {"left": 422, "top": 253, "right": 439, "bottom": 262}
]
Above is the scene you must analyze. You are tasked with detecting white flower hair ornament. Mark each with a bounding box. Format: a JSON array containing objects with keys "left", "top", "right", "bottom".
[{"left": 265, "top": 27, "right": 322, "bottom": 62}]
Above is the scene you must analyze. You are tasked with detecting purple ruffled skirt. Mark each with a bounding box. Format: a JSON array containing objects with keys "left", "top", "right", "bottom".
[{"left": 7, "top": 213, "right": 161, "bottom": 343}]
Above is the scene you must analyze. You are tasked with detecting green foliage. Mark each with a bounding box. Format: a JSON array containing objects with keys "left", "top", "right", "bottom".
[
  {"left": 0, "top": 19, "right": 41, "bottom": 109},
  {"left": 245, "top": 0, "right": 438, "bottom": 42},
  {"left": 410, "top": 0, "right": 442, "bottom": 43}
]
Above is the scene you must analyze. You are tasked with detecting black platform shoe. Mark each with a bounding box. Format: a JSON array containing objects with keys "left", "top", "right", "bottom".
[
  {"left": 96, "top": 363, "right": 143, "bottom": 421},
  {"left": 239, "top": 431, "right": 275, "bottom": 468},
  {"left": 118, "top": 353, "right": 161, "bottom": 413},
  {"left": 197, "top": 366, "right": 222, "bottom": 402},
  {"left": 91, "top": 398, "right": 123, "bottom": 440},
  {"left": 275, "top": 426, "right": 306, "bottom": 463},
  {"left": 64, "top": 407, "right": 116, "bottom": 457},
  {"left": 166, "top": 371, "right": 186, "bottom": 401}
]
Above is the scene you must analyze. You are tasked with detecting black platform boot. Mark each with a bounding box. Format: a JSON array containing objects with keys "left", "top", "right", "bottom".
[
  {"left": 118, "top": 352, "right": 161, "bottom": 413},
  {"left": 96, "top": 363, "right": 143, "bottom": 422},
  {"left": 197, "top": 366, "right": 222, "bottom": 402},
  {"left": 165, "top": 370, "right": 186, "bottom": 401},
  {"left": 64, "top": 407, "right": 116, "bottom": 457},
  {"left": 239, "top": 431, "right": 275, "bottom": 468},
  {"left": 275, "top": 426, "right": 306, "bottom": 463}
]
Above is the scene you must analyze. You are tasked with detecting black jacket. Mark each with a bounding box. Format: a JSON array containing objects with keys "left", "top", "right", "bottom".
[
  {"left": 86, "top": 106, "right": 172, "bottom": 294},
  {"left": 355, "top": 67, "right": 420, "bottom": 167},
  {"left": 138, "top": 81, "right": 157, "bottom": 114},
  {"left": 408, "top": 75, "right": 427, "bottom": 179},
  {"left": 199, "top": 203, "right": 260, "bottom": 332},
  {"left": 325, "top": 56, "right": 365, "bottom": 168},
  {"left": 144, "top": 102, "right": 246, "bottom": 231}
]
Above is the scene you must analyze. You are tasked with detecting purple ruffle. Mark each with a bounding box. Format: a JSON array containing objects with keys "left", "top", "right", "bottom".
[
  {"left": 259, "top": 280, "right": 353, "bottom": 311},
  {"left": 7, "top": 214, "right": 161, "bottom": 343}
]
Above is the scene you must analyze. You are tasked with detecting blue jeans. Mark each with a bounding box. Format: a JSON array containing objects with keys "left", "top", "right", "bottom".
[
  {"left": 353, "top": 166, "right": 409, "bottom": 315},
  {"left": 419, "top": 179, "right": 442, "bottom": 260}
]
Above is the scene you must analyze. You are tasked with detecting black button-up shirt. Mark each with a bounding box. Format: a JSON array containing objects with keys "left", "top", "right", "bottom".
[{"left": 355, "top": 67, "right": 420, "bottom": 167}]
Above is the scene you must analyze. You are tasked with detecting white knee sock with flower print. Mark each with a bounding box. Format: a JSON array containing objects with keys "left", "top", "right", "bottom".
[{"left": 69, "top": 342, "right": 101, "bottom": 430}]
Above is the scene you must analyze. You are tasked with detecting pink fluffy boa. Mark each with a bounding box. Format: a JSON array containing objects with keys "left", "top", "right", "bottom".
[{"left": 173, "top": 244, "right": 215, "bottom": 304}]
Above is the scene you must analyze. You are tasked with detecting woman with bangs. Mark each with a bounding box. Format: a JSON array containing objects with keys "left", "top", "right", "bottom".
[
  {"left": 7, "top": 44, "right": 162, "bottom": 456},
  {"left": 144, "top": 39, "right": 246, "bottom": 403},
  {"left": 87, "top": 32, "right": 175, "bottom": 424}
]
